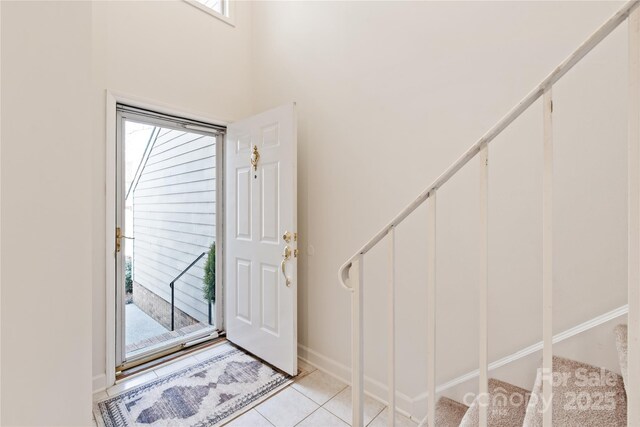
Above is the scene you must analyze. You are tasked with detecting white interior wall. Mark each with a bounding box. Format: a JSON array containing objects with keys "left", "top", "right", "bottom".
[
  {"left": 1, "top": 2, "right": 94, "bottom": 425},
  {"left": 250, "top": 0, "right": 629, "bottom": 415},
  {"left": 0, "top": 1, "right": 632, "bottom": 424},
  {"left": 2, "top": 0, "right": 253, "bottom": 423},
  {"left": 91, "top": 0, "right": 253, "bottom": 391}
]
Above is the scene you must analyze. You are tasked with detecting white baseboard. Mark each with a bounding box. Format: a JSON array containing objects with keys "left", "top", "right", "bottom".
[
  {"left": 93, "top": 374, "right": 107, "bottom": 394},
  {"left": 299, "top": 305, "right": 628, "bottom": 422},
  {"left": 297, "top": 344, "right": 416, "bottom": 421},
  {"left": 410, "top": 305, "right": 628, "bottom": 419}
]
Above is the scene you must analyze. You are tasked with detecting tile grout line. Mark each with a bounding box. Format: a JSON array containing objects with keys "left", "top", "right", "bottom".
[
  {"left": 255, "top": 386, "right": 320, "bottom": 426},
  {"left": 318, "top": 384, "right": 349, "bottom": 408},
  {"left": 365, "top": 405, "right": 387, "bottom": 427},
  {"left": 221, "top": 408, "right": 276, "bottom": 427},
  {"left": 254, "top": 409, "right": 277, "bottom": 427},
  {"left": 321, "top": 386, "right": 371, "bottom": 426},
  {"left": 292, "top": 382, "right": 350, "bottom": 426},
  {"left": 293, "top": 406, "right": 325, "bottom": 427},
  {"left": 292, "top": 372, "right": 349, "bottom": 406}
]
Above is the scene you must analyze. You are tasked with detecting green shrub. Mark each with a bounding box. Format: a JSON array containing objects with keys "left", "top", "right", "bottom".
[
  {"left": 125, "top": 257, "right": 133, "bottom": 294},
  {"left": 203, "top": 242, "right": 215, "bottom": 303}
]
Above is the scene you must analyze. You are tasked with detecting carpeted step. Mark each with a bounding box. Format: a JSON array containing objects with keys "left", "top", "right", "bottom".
[
  {"left": 458, "top": 378, "right": 530, "bottom": 426},
  {"left": 614, "top": 324, "right": 628, "bottom": 390},
  {"left": 434, "top": 397, "right": 469, "bottom": 427},
  {"left": 522, "top": 355, "right": 627, "bottom": 427}
]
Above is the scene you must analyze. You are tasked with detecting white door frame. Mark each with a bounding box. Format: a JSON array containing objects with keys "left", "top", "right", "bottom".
[{"left": 105, "top": 90, "right": 228, "bottom": 388}]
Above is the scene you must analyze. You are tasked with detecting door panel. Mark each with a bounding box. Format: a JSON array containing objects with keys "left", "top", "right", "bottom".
[
  {"left": 261, "top": 264, "right": 279, "bottom": 335},
  {"left": 225, "top": 103, "right": 297, "bottom": 375},
  {"left": 236, "top": 167, "right": 252, "bottom": 239},
  {"left": 236, "top": 259, "right": 252, "bottom": 323},
  {"left": 261, "top": 162, "right": 280, "bottom": 243}
]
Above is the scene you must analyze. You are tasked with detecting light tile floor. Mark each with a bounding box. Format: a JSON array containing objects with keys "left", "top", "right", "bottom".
[{"left": 93, "top": 344, "right": 418, "bottom": 427}]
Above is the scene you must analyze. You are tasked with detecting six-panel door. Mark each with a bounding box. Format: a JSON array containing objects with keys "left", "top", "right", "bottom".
[{"left": 225, "top": 104, "right": 297, "bottom": 376}]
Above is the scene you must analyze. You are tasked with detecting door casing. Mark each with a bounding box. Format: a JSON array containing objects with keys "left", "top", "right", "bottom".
[{"left": 104, "top": 91, "right": 228, "bottom": 390}]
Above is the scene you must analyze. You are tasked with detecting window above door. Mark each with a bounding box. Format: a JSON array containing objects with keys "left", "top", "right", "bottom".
[{"left": 184, "top": 0, "right": 234, "bottom": 27}]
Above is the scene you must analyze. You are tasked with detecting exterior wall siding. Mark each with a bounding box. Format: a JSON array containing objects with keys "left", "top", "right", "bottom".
[{"left": 132, "top": 128, "right": 216, "bottom": 324}]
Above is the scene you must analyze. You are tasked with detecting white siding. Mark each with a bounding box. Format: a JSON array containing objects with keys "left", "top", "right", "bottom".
[{"left": 132, "top": 128, "right": 216, "bottom": 324}]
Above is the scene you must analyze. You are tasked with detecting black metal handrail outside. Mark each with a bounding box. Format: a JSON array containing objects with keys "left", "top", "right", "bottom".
[{"left": 169, "top": 251, "right": 207, "bottom": 331}]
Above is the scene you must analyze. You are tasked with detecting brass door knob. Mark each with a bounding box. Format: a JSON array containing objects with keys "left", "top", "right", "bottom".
[{"left": 282, "top": 231, "right": 298, "bottom": 243}]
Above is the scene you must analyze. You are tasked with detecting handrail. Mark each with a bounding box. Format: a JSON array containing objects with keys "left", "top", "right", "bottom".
[
  {"left": 169, "top": 251, "right": 207, "bottom": 331},
  {"left": 338, "top": 2, "right": 640, "bottom": 427},
  {"left": 338, "top": 0, "right": 640, "bottom": 291}
]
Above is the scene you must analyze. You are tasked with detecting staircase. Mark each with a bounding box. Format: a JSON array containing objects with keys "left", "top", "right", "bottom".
[
  {"left": 338, "top": 1, "right": 640, "bottom": 426},
  {"left": 433, "top": 325, "right": 629, "bottom": 426}
]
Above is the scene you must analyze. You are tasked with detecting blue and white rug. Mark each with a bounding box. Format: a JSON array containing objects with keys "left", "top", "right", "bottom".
[{"left": 94, "top": 342, "right": 292, "bottom": 427}]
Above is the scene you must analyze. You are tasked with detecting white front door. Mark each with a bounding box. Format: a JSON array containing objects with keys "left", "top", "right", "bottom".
[{"left": 225, "top": 103, "right": 298, "bottom": 376}]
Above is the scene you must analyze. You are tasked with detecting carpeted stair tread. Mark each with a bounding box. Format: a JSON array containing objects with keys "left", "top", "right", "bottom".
[
  {"left": 458, "top": 378, "right": 530, "bottom": 427},
  {"left": 434, "top": 397, "right": 469, "bottom": 427},
  {"left": 614, "top": 324, "right": 628, "bottom": 390},
  {"left": 522, "top": 355, "right": 627, "bottom": 427}
]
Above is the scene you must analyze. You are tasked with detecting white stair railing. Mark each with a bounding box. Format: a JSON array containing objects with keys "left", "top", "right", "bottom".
[{"left": 338, "top": 2, "right": 640, "bottom": 426}]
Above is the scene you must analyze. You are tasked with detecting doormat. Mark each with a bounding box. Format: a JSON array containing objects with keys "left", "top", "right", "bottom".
[{"left": 94, "top": 342, "right": 292, "bottom": 426}]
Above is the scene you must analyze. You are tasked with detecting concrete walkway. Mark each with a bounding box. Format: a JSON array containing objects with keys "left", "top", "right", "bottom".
[{"left": 125, "top": 303, "right": 168, "bottom": 347}]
